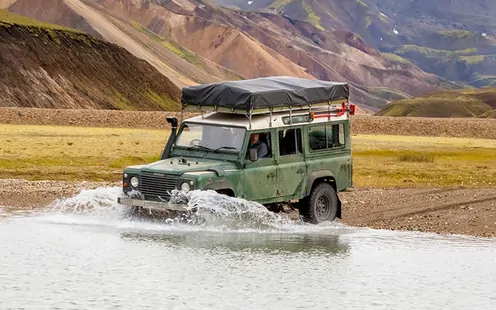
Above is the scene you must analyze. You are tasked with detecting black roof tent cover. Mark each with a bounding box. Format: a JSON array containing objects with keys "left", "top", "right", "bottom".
[{"left": 180, "top": 76, "right": 349, "bottom": 111}]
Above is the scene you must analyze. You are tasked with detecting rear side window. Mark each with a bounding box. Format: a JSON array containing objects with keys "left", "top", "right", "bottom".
[
  {"left": 308, "top": 124, "right": 345, "bottom": 151},
  {"left": 279, "top": 128, "right": 302, "bottom": 155}
]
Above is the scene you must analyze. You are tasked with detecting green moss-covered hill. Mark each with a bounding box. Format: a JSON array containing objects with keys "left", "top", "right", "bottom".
[
  {"left": 0, "top": 9, "right": 180, "bottom": 110},
  {"left": 375, "top": 88, "right": 496, "bottom": 118}
]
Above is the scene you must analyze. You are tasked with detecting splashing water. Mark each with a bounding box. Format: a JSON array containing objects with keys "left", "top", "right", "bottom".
[
  {"left": 33, "top": 186, "right": 349, "bottom": 234},
  {"left": 47, "top": 186, "right": 127, "bottom": 218},
  {"left": 169, "top": 189, "right": 295, "bottom": 230}
]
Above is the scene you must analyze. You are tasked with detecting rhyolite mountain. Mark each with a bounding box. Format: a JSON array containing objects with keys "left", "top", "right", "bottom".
[
  {"left": 3, "top": 0, "right": 495, "bottom": 113},
  {"left": 215, "top": 0, "right": 496, "bottom": 89}
]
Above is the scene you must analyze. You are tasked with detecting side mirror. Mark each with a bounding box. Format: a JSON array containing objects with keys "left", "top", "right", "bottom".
[{"left": 249, "top": 148, "right": 258, "bottom": 161}]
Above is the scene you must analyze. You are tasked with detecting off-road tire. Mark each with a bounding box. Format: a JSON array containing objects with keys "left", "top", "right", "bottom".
[{"left": 300, "top": 183, "right": 338, "bottom": 224}]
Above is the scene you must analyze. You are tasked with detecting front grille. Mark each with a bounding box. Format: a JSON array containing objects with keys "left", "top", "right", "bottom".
[{"left": 139, "top": 172, "right": 178, "bottom": 201}]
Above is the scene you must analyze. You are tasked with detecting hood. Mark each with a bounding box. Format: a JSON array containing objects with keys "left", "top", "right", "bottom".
[{"left": 140, "top": 157, "right": 237, "bottom": 176}]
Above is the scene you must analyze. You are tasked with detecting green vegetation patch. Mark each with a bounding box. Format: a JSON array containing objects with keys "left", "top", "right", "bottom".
[
  {"left": 300, "top": 1, "right": 325, "bottom": 31},
  {"left": 356, "top": 0, "right": 368, "bottom": 7},
  {"left": 364, "top": 15, "right": 371, "bottom": 29},
  {"left": 394, "top": 45, "right": 478, "bottom": 58},
  {"left": 363, "top": 86, "right": 412, "bottom": 102},
  {"left": 0, "top": 9, "right": 83, "bottom": 33},
  {"left": 131, "top": 20, "right": 198, "bottom": 65},
  {"left": 142, "top": 89, "right": 178, "bottom": 111},
  {"left": 0, "top": 9, "right": 99, "bottom": 47},
  {"left": 439, "top": 29, "right": 476, "bottom": 40},
  {"left": 381, "top": 52, "right": 413, "bottom": 65},
  {"left": 459, "top": 55, "right": 485, "bottom": 64},
  {"left": 112, "top": 91, "right": 135, "bottom": 110},
  {"left": 479, "top": 109, "right": 496, "bottom": 118},
  {"left": 270, "top": 0, "right": 293, "bottom": 11}
]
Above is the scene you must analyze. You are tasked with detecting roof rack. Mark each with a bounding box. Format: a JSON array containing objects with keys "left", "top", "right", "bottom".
[{"left": 179, "top": 76, "right": 354, "bottom": 128}]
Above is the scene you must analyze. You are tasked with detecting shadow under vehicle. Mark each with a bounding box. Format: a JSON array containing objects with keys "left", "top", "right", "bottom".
[{"left": 117, "top": 76, "right": 356, "bottom": 224}]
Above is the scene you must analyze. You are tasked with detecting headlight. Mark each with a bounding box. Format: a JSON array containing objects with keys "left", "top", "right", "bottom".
[
  {"left": 130, "top": 176, "right": 139, "bottom": 188},
  {"left": 181, "top": 182, "right": 190, "bottom": 192}
]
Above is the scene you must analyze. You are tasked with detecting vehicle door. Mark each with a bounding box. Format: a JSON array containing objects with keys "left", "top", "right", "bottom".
[
  {"left": 276, "top": 127, "right": 306, "bottom": 198},
  {"left": 243, "top": 131, "right": 277, "bottom": 201}
]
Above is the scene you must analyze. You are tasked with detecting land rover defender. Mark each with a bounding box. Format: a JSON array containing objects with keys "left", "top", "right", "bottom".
[{"left": 117, "top": 76, "right": 355, "bottom": 223}]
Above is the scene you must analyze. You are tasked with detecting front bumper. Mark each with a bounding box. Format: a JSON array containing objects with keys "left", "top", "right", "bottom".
[{"left": 117, "top": 197, "right": 188, "bottom": 212}]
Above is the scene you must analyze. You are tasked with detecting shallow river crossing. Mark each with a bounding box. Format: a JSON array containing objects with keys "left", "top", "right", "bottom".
[{"left": 1, "top": 187, "right": 495, "bottom": 309}]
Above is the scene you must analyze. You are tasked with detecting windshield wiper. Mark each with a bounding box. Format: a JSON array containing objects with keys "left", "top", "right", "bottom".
[
  {"left": 186, "top": 144, "right": 213, "bottom": 151},
  {"left": 213, "top": 146, "right": 237, "bottom": 153}
]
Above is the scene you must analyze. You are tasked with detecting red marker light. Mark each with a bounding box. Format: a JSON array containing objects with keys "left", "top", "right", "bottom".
[{"left": 349, "top": 103, "right": 356, "bottom": 115}]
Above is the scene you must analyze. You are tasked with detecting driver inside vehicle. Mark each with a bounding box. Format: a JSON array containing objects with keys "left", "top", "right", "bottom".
[{"left": 248, "top": 133, "right": 269, "bottom": 159}]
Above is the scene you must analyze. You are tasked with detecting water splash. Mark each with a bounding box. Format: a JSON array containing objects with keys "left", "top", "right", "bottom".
[
  {"left": 169, "top": 189, "right": 295, "bottom": 230},
  {"left": 47, "top": 186, "right": 127, "bottom": 219},
  {"left": 35, "top": 186, "right": 349, "bottom": 234}
]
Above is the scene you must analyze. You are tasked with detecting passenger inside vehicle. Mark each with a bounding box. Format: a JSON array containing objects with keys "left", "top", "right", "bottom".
[{"left": 247, "top": 132, "right": 270, "bottom": 158}]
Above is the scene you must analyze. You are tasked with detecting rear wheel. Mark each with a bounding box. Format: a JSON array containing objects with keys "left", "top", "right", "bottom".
[{"left": 300, "top": 183, "right": 338, "bottom": 224}]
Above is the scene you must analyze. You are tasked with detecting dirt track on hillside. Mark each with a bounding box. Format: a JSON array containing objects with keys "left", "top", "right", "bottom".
[
  {"left": 1, "top": 179, "right": 495, "bottom": 237},
  {"left": 2, "top": 107, "right": 496, "bottom": 139}
]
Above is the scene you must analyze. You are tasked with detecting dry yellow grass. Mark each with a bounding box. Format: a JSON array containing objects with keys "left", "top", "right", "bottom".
[
  {"left": 0, "top": 124, "right": 169, "bottom": 181},
  {"left": 1, "top": 124, "right": 495, "bottom": 188},
  {"left": 352, "top": 134, "right": 496, "bottom": 188}
]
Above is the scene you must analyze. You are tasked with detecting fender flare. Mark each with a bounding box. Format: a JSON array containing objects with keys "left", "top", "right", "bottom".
[
  {"left": 204, "top": 182, "right": 236, "bottom": 196},
  {"left": 306, "top": 170, "right": 336, "bottom": 195}
]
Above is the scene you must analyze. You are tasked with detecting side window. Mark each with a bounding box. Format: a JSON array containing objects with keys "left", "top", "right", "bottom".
[
  {"left": 247, "top": 132, "right": 272, "bottom": 158},
  {"left": 278, "top": 128, "right": 302, "bottom": 156},
  {"left": 309, "top": 124, "right": 345, "bottom": 151}
]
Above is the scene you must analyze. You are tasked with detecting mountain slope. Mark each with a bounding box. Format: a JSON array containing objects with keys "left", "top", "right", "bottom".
[
  {"left": 0, "top": 9, "right": 180, "bottom": 110},
  {"left": 6, "top": 0, "right": 246, "bottom": 88}
]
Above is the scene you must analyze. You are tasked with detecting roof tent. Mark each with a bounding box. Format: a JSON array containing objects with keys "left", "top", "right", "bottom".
[
  {"left": 179, "top": 76, "right": 353, "bottom": 128},
  {"left": 181, "top": 76, "right": 349, "bottom": 113}
]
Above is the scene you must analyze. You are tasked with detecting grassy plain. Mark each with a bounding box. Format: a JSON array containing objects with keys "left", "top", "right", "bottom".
[{"left": 1, "top": 124, "right": 495, "bottom": 188}]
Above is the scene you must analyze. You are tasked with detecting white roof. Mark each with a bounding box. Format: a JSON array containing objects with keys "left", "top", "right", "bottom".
[{"left": 183, "top": 105, "right": 350, "bottom": 130}]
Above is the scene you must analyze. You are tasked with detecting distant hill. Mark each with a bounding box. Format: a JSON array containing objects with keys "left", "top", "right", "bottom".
[
  {"left": 0, "top": 9, "right": 180, "bottom": 110},
  {"left": 375, "top": 88, "right": 496, "bottom": 117}
]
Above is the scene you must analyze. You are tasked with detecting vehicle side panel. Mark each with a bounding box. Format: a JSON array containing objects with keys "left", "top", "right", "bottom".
[{"left": 303, "top": 121, "right": 352, "bottom": 193}]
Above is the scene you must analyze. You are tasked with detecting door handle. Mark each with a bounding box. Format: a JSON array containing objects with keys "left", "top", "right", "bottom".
[
  {"left": 267, "top": 171, "right": 276, "bottom": 179},
  {"left": 297, "top": 168, "right": 304, "bottom": 174}
]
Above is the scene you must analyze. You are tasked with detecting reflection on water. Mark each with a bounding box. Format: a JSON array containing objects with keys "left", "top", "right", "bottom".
[
  {"left": 1, "top": 186, "right": 496, "bottom": 309},
  {"left": 121, "top": 231, "right": 350, "bottom": 255}
]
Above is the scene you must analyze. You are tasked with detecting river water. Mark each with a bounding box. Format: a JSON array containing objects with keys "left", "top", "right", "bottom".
[{"left": 1, "top": 187, "right": 495, "bottom": 309}]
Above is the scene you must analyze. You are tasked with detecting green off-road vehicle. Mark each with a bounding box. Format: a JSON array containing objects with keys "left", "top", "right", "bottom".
[{"left": 117, "top": 76, "right": 356, "bottom": 223}]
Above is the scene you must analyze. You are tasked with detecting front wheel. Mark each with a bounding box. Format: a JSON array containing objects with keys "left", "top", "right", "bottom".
[{"left": 300, "top": 183, "right": 338, "bottom": 224}]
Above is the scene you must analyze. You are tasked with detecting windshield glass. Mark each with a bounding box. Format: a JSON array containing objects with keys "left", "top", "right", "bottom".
[{"left": 175, "top": 122, "right": 246, "bottom": 152}]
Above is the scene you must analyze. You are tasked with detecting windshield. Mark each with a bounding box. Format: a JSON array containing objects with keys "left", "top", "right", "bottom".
[{"left": 175, "top": 122, "right": 246, "bottom": 152}]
